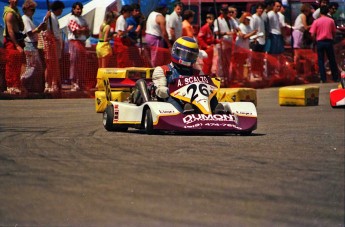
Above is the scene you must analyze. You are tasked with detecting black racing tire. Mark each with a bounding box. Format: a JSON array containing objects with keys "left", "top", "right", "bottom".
[
  {"left": 103, "top": 105, "right": 128, "bottom": 132},
  {"left": 240, "top": 131, "right": 252, "bottom": 136},
  {"left": 144, "top": 108, "right": 154, "bottom": 135}
]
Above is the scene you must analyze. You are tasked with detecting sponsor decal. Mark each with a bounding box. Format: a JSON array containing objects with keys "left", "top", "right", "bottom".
[
  {"left": 183, "top": 114, "right": 237, "bottom": 125},
  {"left": 234, "top": 111, "right": 254, "bottom": 116},
  {"left": 114, "top": 105, "right": 119, "bottom": 122},
  {"left": 159, "top": 110, "right": 175, "bottom": 114}
]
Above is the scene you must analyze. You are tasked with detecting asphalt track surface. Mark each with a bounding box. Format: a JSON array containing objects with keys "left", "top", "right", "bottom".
[{"left": 0, "top": 83, "right": 344, "bottom": 226}]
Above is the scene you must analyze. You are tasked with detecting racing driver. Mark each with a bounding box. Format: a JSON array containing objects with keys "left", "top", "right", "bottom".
[{"left": 152, "top": 36, "right": 224, "bottom": 114}]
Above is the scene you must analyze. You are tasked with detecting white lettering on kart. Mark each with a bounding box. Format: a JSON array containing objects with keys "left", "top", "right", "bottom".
[
  {"left": 183, "top": 114, "right": 238, "bottom": 125},
  {"left": 177, "top": 76, "right": 211, "bottom": 87},
  {"left": 159, "top": 110, "right": 175, "bottom": 114},
  {"left": 183, "top": 122, "right": 243, "bottom": 129}
]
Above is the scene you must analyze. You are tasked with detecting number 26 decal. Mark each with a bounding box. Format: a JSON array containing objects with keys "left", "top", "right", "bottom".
[{"left": 187, "top": 84, "right": 211, "bottom": 103}]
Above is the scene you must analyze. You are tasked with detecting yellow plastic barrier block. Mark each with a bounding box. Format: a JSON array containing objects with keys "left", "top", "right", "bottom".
[
  {"left": 279, "top": 85, "right": 319, "bottom": 106},
  {"left": 217, "top": 88, "right": 257, "bottom": 106},
  {"left": 95, "top": 91, "right": 131, "bottom": 113}
]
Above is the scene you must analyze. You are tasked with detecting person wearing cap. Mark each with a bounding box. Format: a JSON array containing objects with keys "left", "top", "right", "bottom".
[{"left": 236, "top": 12, "right": 257, "bottom": 50}]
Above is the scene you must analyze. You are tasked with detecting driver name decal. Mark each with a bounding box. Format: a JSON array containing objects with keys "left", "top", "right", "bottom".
[{"left": 177, "top": 76, "right": 210, "bottom": 87}]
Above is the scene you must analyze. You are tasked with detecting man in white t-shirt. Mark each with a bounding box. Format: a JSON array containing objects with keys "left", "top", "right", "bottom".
[
  {"left": 267, "top": 0, "right": 284, "bottom": 54},
  {"left": 214, "top": 7, "right": 232, "bottom": 39},
  {"left": 250, "top": 3, "right": 266, "bottom": 52},
  {"left": 166, "top": 2, "right": 183, "bottom": 45},
  {"left": 114, "top": 5, "right": 133, "bottom": 67}
]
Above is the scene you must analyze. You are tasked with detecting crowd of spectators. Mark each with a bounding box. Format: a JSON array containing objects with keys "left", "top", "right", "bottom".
[{"left": 0, "top": 0, "right": 342, "bottom": 95}]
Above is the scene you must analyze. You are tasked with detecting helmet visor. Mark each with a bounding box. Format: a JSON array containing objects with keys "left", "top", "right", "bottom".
[{"left": 174, "top": 46, "right": 199, "bottom": 62}]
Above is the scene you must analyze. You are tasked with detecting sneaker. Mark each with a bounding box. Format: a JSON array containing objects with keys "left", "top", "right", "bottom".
[
  {"left": 44, "top": 87, "right": 51, "bottom": 93},
  {"left": 4, "top": 87, "right": 22, "bottom": 94},
  {"left": 51, "top": 84, "right": 59, "bottom": 93},
  {"left": 214, "top": 103, "right": 225, "bottom": 114},
  {"left": 71, "top": 83, "right": 80, "bottom": 91},
  {"left": 183, "top": 103, "right": 194, "bottom": 114}
]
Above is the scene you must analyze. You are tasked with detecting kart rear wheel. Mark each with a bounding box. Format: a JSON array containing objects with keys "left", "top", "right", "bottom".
[
  {"left": 144, "top": 108, "right": 154, "bottom": 134},
  {"left": 103, "top": 105, "right": 128, "bottom": 132}
]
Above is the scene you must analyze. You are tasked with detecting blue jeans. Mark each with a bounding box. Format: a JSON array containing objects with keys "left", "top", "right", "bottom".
[{"left": 316, "top": 40, "right": 339, "bottom": 82}]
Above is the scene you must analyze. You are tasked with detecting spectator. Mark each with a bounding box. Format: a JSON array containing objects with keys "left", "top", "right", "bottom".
[
  {"left": 278, "top": 5, "right": 290, "bottom": 28},
  {"left": 213, "top": 7, "right": 232, "bottom": 39},
  {"left": 250, "top": 3, "right": 266, "bottom": 52},
  {"left": 236, "top": 12, "right": 257, "bottom": 50},
  {"left": 267, "top": 0, "right": 284, "bottom": 55},
  {"left": 43, "top": 0, "right": 65, "bottom": 93},
  {"left": 166, "top": 2, "right": 183, "bottom": 45},
  {"left": 278, "top": 4, "right": 292, "bottom": 43},
  {"left": 263, "top": 0, "right": 274, "bottom": 52},
  {"left": 197, "top": 13, "right": 216, "bottom": 75},
  {"left": 115, "top": 5, "right": 132, "bottom": 39},
  {"left": 228, "top": 6, "right": 240, "bottom": 36},
  {"left": 310, "top": 5, "right": 339, "bottom": 83},
  {"left": 114, "top": 5, "right": 133, "bottom": 67},
  {"left": 214, "top": 7, "right": 233, "bottom": 86},
  {"left": 96, "top": 11, "right": 115, "bottom": 68},
  {"left": 2, "top": 0, "right": 25, "bottom": 94},
  {"left": 21, "top": 0, "right": 48, "bottom": 93},
  {"left": 313, "top": 0, "right": 329, "bottom": 20},
  {"left": 182, "top": 10, "right": 195, "bottom": 38},
  {"left": 145, "top": 3, "right": 171, "bottom": 66},
  {"left": 328, "top": 2, "right": 339, "bottom": 23},
  {"left": 67, "top": 1, "right": 90, "bottom": 91},
  {"left": 292, "top": 3, "right": 312, "bottom": 49},
  {"left": 126, "top": 3, "right": 142, "bottom": 44}
]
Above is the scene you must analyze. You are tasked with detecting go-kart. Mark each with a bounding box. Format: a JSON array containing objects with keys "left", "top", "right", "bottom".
[{"left": 102, "top": 75, "right": 257, "bottom": 135}]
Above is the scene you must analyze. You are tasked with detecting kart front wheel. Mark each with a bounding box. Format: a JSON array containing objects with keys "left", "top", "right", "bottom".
[
  {"left": 103, "top": 105, "right": 128, "bottom": 132},
  {"left": 144, "top": 108, "right": 154, "bottom": 134}
]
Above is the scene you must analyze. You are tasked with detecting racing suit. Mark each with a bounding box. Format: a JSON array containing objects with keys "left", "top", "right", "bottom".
[{"left": 152, "top": 62, "right": 218, "bottom": 112}]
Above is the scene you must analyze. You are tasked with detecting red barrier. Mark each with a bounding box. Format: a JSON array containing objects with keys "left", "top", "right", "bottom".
[{"left": 0, "top": 38, "right": 341, "bottom": 97}]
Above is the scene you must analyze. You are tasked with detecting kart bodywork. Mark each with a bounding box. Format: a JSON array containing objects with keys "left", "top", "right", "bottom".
[
  {"left": 330, "top": 83, "right": 345, "bottom": 108},
  {"left": 102, "top": 73, "right": 257, "bottom": 135}
]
